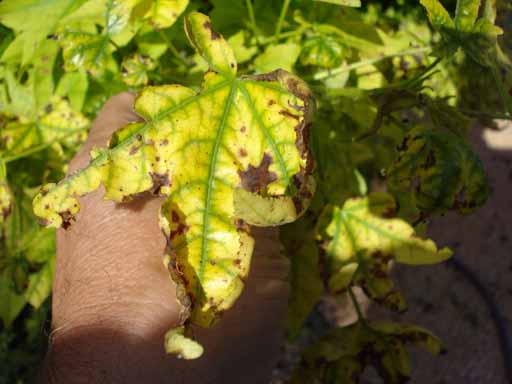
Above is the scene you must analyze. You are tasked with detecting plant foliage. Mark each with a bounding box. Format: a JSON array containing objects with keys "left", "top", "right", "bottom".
[{"left": 0, "top": 0, "right": 509, "bottom": 382}]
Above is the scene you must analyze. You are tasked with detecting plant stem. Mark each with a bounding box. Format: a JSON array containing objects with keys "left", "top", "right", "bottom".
[
  {"left": 314, "top": 46, "right": 432, "bottom": 81},
  {"left": 349, "top": 287, "right": 365, "bottom": 322},
  {"left": 260, "top": 27, "right": 306, "bottom": 45},
  {"left": 245, "top": 0, "right": 257, "bottom": 36},
  {"left": 275, "top": 0, "right": 291, "bottom": 38}
]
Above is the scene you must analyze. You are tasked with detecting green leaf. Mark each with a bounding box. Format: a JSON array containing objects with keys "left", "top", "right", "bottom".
[
  {"left": 24, "top": 257, "right": 54, "bottom": 309},
  {"left": 320, "top": 193, "right": 451, "bottom": 311},
  {"left": 254, "top": 43, "right": 301, "bottom": 73},
  {"left": 227, "top": 31, "right": 258, "bottom": 64},
  {"left": 314, "top": 0, "right": 361, "bottom": 7},
  {"left": 387, "top": 126, "right": 489, "bottom": 215},
  {"left": 0, "top": 0, "right": 88, "bottom": 64},
  {"left": 33, "top": 13, "right": 315, "bottom": 354},
  {"left": 454, "top": 0, "right": 480, "bottom": 31},
  {"left": 0, "top": 271, "right": 27, "bottom": 327},
  {"left": 135, "top": 24, "right": 168, "bottom": 59},
  {"left": 419, "top": 0, "right": 454, "bottom": 29},
  {"left": 31, "top": 39, "right": 60, "bottom": 110},
  {"left": 55, "top": 70, "right": 89, "bottom": 111},
  {"left": 131, "top": 0, "right": 189, "bottom": 29}
]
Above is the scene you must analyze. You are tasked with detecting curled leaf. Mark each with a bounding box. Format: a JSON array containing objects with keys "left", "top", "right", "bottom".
[
  {"left": 320, "top": 193, "right": 452, "bottom": 311},
  {"left": 33, "top": 12, "right": 315, "bottom": 353},
  {"left": 164, "top": 325, "right": 203, "bottom": 359}
]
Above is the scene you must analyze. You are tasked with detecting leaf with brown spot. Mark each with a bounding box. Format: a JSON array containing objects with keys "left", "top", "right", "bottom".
[{"left": 33, "top": 12, "right": 315, "bottom": 359}]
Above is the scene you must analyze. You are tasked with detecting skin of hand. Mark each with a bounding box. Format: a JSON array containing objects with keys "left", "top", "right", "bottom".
[{"left": 40, "top": 93, "right": 290, "bottom": 384}]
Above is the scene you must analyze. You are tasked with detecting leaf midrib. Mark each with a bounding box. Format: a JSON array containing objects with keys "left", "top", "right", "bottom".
[
  {"left": 55, "top": 79, "right": 231, "bottom": 188},
  {"left": 197, "top": 79, "right": 237, "bottom": 287}
]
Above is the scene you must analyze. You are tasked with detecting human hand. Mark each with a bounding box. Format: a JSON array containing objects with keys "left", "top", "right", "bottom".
[{"left": 41, "top": 93, "right": 290, "bottom": 384}]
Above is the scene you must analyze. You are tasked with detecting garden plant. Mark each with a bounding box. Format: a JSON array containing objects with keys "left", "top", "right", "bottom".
[{"left": 0, "top": 0, "right": 510, "bottom": 382}]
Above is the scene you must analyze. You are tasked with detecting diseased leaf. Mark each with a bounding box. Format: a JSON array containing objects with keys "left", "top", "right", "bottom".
[
  {"left": 131, "top": 0, "right": 189, "bottom": 29},
  {"left": 33, "top": 12, "right": 315, "bottom": 355},
  {"left": 121, "top": 54, "right": 155, "bottom": 87},
  {"left": 300, "top": 35, "right": 346, "bottom": 69},
  {"left": 1, "top": 98, "right": 88, "bottom": 158},
  {"left": 292, "top": 320, "right": 443, "bottom": 384},
  {"left": 58, "top": 0, "right": 134, "bottom": 76},
  {"left": 387, "top": 126, "right": 489, "bottom": 215},
  {"left": 164, "top": 325, "right": 203, "bottom": 359},
  {"left": 320, "top": 193, "right": 451, "bottom": 311}
]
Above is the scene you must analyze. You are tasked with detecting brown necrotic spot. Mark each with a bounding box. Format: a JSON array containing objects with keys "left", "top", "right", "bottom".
[
  {"left": 238, "top": 153, "right": 277, "bottom": 192},
  {"left": 279, "top": 109, "right": 300, "bottom": 121},
  {"left": 240, "top": 125, "right": 247, "bottom": 133},
  {"left": 160, "top": 139, "right": 169, "bottom": 146},
  {"left": 171, "top": 223, "right": 189, "bottom": 239},
  {"left": 203, "top": 21, "right": 221, "bottom": 40},
  {"left": 238, "top": 148, "right": 247, "bottom": 157},
  {"left": 149, "top": 172, "right": 170, "bottom": 194},
  {"left": 129, "top": 145, "right": 140, "bottom": 155},
  {"left": 59, "top": 210, "right": 74, "bottom": 230}
]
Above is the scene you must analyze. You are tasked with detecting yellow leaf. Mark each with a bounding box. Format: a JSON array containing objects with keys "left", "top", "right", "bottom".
[{"left": 33, "top": 12, "right": 315, "bottom": 355}]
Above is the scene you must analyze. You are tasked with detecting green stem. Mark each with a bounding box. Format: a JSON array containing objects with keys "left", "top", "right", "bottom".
[
  {"left": 159, "top": 30, "right": 187, "bottom": 67},
  {"left": 275, "top": 0, "right": 291, "bottom": 38},
  {"left": 349, "top": 287, "right": 365, "bottom": 322},
  {"left": 245, "top": 0, "right": 257, "bottom": 35},
  {"left": 314, "top": 46, "right": 432, "bottom": 81},
  {"left": 260, "top": 27, "right": 306, "bottom": 45}
]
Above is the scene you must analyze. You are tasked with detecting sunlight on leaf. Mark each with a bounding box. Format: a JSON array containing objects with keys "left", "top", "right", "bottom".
[
  {"left": 33, "top": 12, "right": 315, "bottom": 356},
  {"left": 320, "top": 193, "right": 452, "bottom": 311}
]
